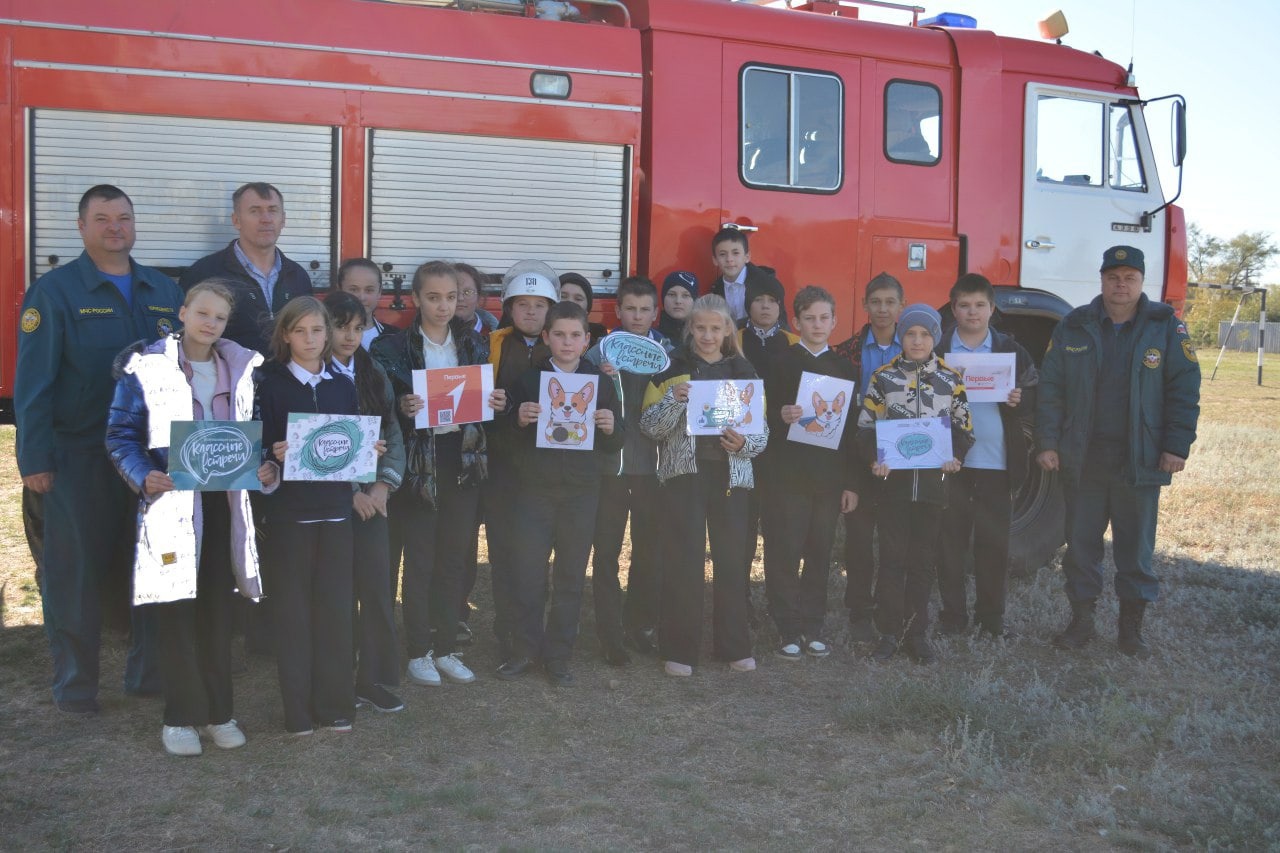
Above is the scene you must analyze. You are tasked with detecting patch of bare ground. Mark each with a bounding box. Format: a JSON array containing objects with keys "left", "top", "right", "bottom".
[{"left": 1, "top": 352, "right": 1277, "bottom": 850}]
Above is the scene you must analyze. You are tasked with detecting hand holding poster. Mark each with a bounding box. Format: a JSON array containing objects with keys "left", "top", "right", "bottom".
[
  {"left": 284, "top": 413, "right": 382, "bottom": 482},
  {"left": 943, "top": 352, "right": 1016, "bottom": 403},
  {"left": 786, "top": 372, "right": 856, "bottom": 450},
  {"left": 875, "top": 416, "right": 953, "bottom": 470},
  {"left": 412, "top": 364, "right": 495, "bottom": 429},
  {"left": 168, "top": 420, "right": 263, "bottom": 491},
  {"left": 686, "top": 379, "right": 765, "bottom": 436},
  {"left": 599, "top": 332, "right": 671, "bottom": 375},
  {"left": 536, "top": 372, "right": 598, "bottom": 451}
]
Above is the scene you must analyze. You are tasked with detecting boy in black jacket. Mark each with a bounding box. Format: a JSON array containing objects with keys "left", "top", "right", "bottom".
[
  {"left": 934, "top": 274, "right": 1038, "bottom": 639},
  {"left": 505, "top": 302, "right": 624, "bottom": 686},
  {"left": 763, "top": 287, "right": 859, "bottom": 659}
]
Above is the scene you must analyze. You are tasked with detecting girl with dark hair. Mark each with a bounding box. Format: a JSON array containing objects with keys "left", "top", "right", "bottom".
[
  {"left": 454, "top": 261, "right": 498, "bottom": 337},
  {"left": 371, "top": 261, "right": 505, "bottom": 690},
  {"left": 335, "top": 258, "right": 390, "bottom": 350},
  {"left": 326, "top": 291, "right": 407, "bottom": 713}
]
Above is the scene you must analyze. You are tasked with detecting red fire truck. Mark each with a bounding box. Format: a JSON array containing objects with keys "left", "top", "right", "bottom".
[{"left": 0, "top": 0, "right": 1187, "bottom": 570}]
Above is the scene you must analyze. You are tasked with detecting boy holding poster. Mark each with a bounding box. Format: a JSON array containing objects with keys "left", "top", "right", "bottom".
[
  {"left": 856, "top": 303, "right": 974, "bottom": 665},
  {"left": 763, "top": 286, "right": 859, "bottom": 660},
  {"left": 584, "top": 276, "right": 673, "bottom": 665},
  {"left": 936, "top": 274, "right": 1038, "bottom": 639},
  {"left": 506, "top": 302, "right": 623, "bottom": 686}
]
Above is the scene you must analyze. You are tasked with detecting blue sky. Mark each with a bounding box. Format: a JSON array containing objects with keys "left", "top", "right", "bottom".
[{"left": 862, "top": 0, "right": 1280, "bottom": 280}]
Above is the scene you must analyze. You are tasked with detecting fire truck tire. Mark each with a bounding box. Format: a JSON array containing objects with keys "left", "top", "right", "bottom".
[{"left": 1007, "top": 453, "right": 1065, "bottom": 578}]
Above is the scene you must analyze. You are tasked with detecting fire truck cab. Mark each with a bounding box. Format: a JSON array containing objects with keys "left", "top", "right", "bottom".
[{"left": 0, "top": 0, "right": 1187, "bottom": 571}]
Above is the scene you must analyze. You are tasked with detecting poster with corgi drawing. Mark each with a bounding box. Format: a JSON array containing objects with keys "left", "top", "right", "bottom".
[
  {"left": 536, "top": 371, "right": 598, "bottom": 451},
  {"left": 787, "top": 372, "right": 856, "bottom": 450},
  {"left": 412, "top": 364, "right": 495, "bottom": 430},
  {"left": 686, "top": 379, "right": 765, "bottom": 436}
]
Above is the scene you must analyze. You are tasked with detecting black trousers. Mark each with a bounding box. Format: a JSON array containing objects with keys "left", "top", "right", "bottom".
[
  {"left": 762, "top": 485, "right": 842, "bottom": 641},
  {"left": 874, "top": 502, "right": 941, "bottom": 639},
  {"left": 352, "top": 509, "right": 399, "bottom": 688},
  {"left": 937, "top": 468, "right": 1012, "bottom": 632},
  {"left": 266, "top": 518, "right": 354, "bottom": 733},
  {"left": 659, "top": 465, "right": 752, "bottom": 666},
  {"left": 154, "top": 492, "right": 234, "bottom": 727},
  {"left": 511, "top": 482, "right": 600, "bottom": 662},
  {"left": 842, "top": 479, "right": 883, "bottom": 615},
  {"left": 591, "top": 473, "right": 661, "bottom": 646},
  {"left": 398, "top": 465, "right": 479, "bottom": 660},
  {"left": 484, "top": 463, "right": 520, "bottom": 661}
]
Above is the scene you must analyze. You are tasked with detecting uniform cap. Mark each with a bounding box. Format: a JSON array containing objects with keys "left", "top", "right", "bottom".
[{"left": 1100, "top": 245, "right": 1145, "bottom": 274}]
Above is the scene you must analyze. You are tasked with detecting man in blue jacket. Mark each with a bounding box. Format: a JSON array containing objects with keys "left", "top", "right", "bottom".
[
  {"left": 15, "top": 184, "right": 185, "bottom": 713},
  {"left": 1035, "top": 246, "right": 1200, "bottom": 657}
]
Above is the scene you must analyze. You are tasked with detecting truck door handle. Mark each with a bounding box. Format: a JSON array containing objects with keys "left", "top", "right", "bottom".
[
  {"left": 722, "top": 222, "right": 759, "bottom": 232},
  {"left": 1025, "top": 239, "right": 1056, "bottom": 250}
]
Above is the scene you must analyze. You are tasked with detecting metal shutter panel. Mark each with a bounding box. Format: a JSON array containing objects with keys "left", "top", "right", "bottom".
[
  {"left": 370, "top": 130, "right": 627, "bottom": 293},
  {"left": 31, "top": 110, "right": 335, "bottom": 286}
]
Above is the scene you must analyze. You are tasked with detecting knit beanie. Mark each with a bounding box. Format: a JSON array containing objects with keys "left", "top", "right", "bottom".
[
  {"left": 661, "top": 270, "right": 699, "bottom": 300},
  {"left": 897, "top": 303, "right": 942, "bottom": 344},
  {"left": 744, "top": 271, "right": 785, "bottom": 310},
  {"left": 559, "top": 272, "right": 594, "bottom": 311}
]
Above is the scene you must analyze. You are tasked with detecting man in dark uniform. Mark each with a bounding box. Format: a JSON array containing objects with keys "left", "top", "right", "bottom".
[
  {"left": 15, "top": 184, "right": 185, "bottom": 713},
  {"left": 179, "top": 181, "right": 313, "bottom": 352},
  {"left": 1035, "top": 245, "right": 1201, "bottom": 657}
]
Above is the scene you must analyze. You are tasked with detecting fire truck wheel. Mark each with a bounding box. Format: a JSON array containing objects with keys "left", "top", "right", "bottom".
[{"left": 1007, "top": 460, "right": 1065, "bottom": 579}]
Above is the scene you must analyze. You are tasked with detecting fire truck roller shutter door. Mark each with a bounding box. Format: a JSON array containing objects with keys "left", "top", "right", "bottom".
[
  {"left": 30, "top": 110, "right": 335, "bottom": 287},
  {"left": 368, "top": 130, "right": 627, "bottom": 297}
]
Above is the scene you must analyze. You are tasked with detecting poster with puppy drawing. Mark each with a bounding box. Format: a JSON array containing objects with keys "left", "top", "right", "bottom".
[
  {"left": 686, "top": 379, "right": 765, "bottom": 436},
  {"left": 787, "top": 372, "right": 856, "bottom": 450},
  {"left": 536, "top": 371, "right": 598, "bottom": 451}
]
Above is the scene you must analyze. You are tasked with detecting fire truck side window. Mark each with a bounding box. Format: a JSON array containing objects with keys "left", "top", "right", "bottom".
[
  {"left": 884, "top": 81, "right": 940, "bottom": 165},
  {"left": 740, "top": 65, "right": 843, "bottom": 192},
  {"left": 1034, "top": 95, "right": 1104, "bottom": 186},
  {"left": 1108, "top": 104, "right": 1147, "bottom": 192}
]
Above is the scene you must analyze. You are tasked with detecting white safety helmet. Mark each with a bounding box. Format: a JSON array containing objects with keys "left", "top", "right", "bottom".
[{"left": 501, "top": 260, "right": 560, "bottom": 304}]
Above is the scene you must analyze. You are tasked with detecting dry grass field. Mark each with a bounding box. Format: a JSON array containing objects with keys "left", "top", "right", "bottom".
[{"left": 1, "top": 351, "right": 1277, "bottom": 851}]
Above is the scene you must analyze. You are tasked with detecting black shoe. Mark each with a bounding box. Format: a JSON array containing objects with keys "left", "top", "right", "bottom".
[
  {"left": 496, "top": 657, "right": 533, "bottom": 681},
  {"left": 866, "top": 635, "right": 898, "bottom": 663},
  {"left": 602, "top": 642, "right": 631, "bottom": 667},
  {"left": 545, "top": 659, "right": 575, "bottom": 687},
  {"left": 356, "top": 684, "right": 405, "bottom": 713},
  {"left": 904, "top": 636, "right": 938, "bottom": 665},
  {"left": 1053, "top": 600, "right": 1097, "bottom": 650},
  {"left": 848, "top": 614, "right": 878, "bottom": 644},
  {"left": 320, "top": 718, "right": 353, "bottom": 733},
  {"left": 1118, "top": 600, "right": 1151, "bottom": 658},
  {"left": 456, "top": 622, "right": 474, "bottom": 646},
  {"left": 626, "top": 627, "right": 658, "bottom": 656},
  {"left": 55, "top": 697, "right": 100, "bottom": 715}
]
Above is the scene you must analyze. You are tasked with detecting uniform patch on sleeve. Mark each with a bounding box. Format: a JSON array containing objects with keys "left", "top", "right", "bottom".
[
  {"left": 1143, "top": 348, "right": 1162, "bottom": 368},
  {"left": 1182, "top": 339, "right": 1198, "bottom": 362},
  {"left": 20, "top": 307, "right": 40, "bottom": 333},
  {"left": 156, "top": 318, "right": 174, "bottom": 337}
]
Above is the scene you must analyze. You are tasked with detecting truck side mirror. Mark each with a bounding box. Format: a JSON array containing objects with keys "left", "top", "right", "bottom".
[{"left": 1173, "top": 100, "right": 1187, "bottom": 167}]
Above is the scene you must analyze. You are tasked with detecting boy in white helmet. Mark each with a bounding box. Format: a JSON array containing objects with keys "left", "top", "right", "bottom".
[{"left": 485, "top": 261, "right": 559, "bottom": 674}]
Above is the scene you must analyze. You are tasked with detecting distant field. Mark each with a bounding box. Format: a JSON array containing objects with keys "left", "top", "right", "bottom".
[{"left": 1, "top": 350, "right": 1277, "bottom": 850}]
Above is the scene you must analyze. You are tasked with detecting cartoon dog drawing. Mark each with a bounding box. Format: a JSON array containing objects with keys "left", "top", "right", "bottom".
[
  {"left": 802, "top": 390, "right": 846, "bottom": 440},
  {"left": 697, "top": 381, "right": 756, "bottom": 430},
  {"left": 544, "top": 376, "right": 594, "bottom": 446}
]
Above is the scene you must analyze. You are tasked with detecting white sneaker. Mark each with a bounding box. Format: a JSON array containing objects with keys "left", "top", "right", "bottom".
[
  {"left": 407, "top": 653, "right": 441, "bottom": 686},
  {"left": 805, "top": 639, "right": 831, "bottom": 658},
  {"left": 435, "top": 653, "right": 476, "bottom": 684},
  {"left": 201, "top": 719, "right": 246, "bottom": 749},
  {"left": 162, "top": 725, "right": 202, "bottom": 757},
  {"left": 728, "top": 657, "right": 757, "bottom": 672}
]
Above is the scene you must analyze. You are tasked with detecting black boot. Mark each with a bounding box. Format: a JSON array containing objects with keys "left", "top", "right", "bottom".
[
  {"left": 1053, "top": 600, "right": 1097, "bottom": 649},
  {"left": 1118, "top": 600, "right": 1151, "bottom": 658}
]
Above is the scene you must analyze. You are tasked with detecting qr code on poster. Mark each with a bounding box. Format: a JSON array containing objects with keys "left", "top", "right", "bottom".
[{"left": 436, "top": 409, "right": 453, "bottom": 425}]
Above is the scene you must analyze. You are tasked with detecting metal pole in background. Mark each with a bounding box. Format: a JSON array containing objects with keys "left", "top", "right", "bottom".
[
  {"left": 1258, "top": 287, "right": 1267, "bottom": 386},
  {"left": 1211, "top": 287, "right": 1250, "bottom": 382}
]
